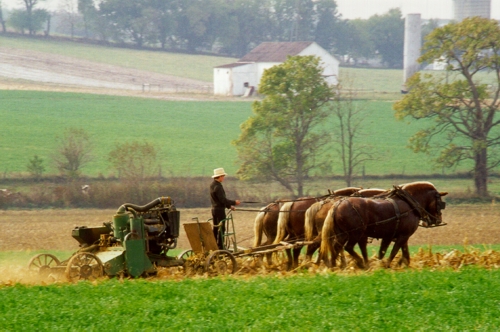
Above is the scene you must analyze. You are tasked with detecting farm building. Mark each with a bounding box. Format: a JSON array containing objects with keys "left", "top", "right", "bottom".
[{"left": 213, "top": 41, "right": 339, "bottom": 97}]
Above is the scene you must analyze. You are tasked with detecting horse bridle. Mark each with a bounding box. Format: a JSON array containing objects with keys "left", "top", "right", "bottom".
[{"left": 393, "top": 186, "right": 445, "bottom": 226}]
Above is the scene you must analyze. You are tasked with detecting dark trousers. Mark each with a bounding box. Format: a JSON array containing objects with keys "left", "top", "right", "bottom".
[{"left": 211, "top": 207, "right": 226, "bottom": 249}]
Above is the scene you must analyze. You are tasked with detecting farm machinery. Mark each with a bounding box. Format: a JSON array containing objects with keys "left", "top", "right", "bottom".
[
  {"left": 28, "top": 197, "right": 186, "bottom": 281},
  {"left": 28, "top": 196, "right": 309, "bottom": 281},
  {"left": 28, "top": 196, "right": 250, "bottom": 281}
]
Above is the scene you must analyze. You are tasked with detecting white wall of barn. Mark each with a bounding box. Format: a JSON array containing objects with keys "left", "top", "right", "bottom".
[
  {"left": 298, "top": 43, "right": 339, "bottom": 86},
  {"left": 213, "top": 68, "right": 232, "bottom": 96},
  {"left": 214, "top": 63, "right": 257, "bottom": 96},
  {"left": 232, "top": 64, "right": 258, "bottom": 96}
]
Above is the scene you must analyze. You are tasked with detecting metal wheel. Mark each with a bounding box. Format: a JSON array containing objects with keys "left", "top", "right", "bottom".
[
  {"left": 65, "top": 252, "right": 104, "bottom": 282},
  {"left": 28, "top": 254, "right": 60, "bottom": 277},
  {"left": 205, "top": 250, "right": 237, "bottom": 276},
  {"left": 177, "top": 249, "right": 194, "bottom": 262},
  {"left": 178, "top": 250, "right": 204, "bottom": 276}
]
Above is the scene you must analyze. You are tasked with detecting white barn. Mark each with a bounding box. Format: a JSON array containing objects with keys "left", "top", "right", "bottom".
[{"left": 214, "top": 41, "right": 339, "bottom": 97}]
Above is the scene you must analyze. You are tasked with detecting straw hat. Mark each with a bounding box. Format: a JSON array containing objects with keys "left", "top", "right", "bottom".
[{"left": 212, "top": 168, "right": 227, "bottom": 178}]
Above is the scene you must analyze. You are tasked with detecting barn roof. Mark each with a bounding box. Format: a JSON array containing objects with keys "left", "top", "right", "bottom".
[
  {"left": 214, "top": 62, "right": 252, "bottom": 69},
  {"left": 239, "top": 41, "right": 315, "bottom": 62}
]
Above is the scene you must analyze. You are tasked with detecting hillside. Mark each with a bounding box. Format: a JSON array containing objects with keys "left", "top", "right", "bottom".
[
  {"left": 0, "top": 36, "right": 240, "bottom": 100},
  {"left": 0, "top": 35, "right": 409, "bottom": 100}
]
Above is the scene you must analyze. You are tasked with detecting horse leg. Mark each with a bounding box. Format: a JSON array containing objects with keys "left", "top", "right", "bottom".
[
  {"left": 339, "top": 249, "right": 347, "bottom": 268},
  {"left": 386, "top": 237, "right": 408, "bottom": 268},
  {"left": 265, "top": 252, "right": 273, "bottom": 266},
  {"left": 306, "top": 240, "right": 320, "bottom": 264},
  {"left": 293, "top": 246, "right": 302, "bottom": 268},
  {"left": 285, "top": 248, "right": 293, "bottom": 270},
  {"left": 358, "top": 235, "right": 369, "bottom": 267},
  {"left": 377, "top": 238, "right": 392, "bottom": 268},
  {"left": 397, "top": 241, "right": 410, "bottom": 267},
  {"left": 345, "top": 238, "right": 365, "bottom": 269},
  {"left": 331, "top": 233, "right": 349, "bottom": 268}
]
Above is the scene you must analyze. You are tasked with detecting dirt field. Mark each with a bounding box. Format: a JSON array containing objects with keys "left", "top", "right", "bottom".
[
  {"left": 0, "top": 46, "right": 220, "bottom": 100},
  {"left": 1, "top": 204, "right": 499, "bottom": 253}
]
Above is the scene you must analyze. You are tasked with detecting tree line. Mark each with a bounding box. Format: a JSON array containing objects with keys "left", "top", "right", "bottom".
[{"left": 0, "top": 0, "right": 437, "bottom": 68}]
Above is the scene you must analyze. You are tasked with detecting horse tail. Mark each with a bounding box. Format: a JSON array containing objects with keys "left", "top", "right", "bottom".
[
  {"left": 305, "top": 202, "right": 321, "bottom": 241},
  {"left": 320, "top": 206, "right": 335, "bottom": 259},
  {"left": 273, "top": 201, "right": 293, "bottom": 244},
  {"left": 253, "top": 208, "right": 266, "bottom": 247}
]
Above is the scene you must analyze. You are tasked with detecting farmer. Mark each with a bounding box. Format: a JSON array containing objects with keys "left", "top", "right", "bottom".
[{"left": 209, "top": 168, "right": 240, "bottom": 249}]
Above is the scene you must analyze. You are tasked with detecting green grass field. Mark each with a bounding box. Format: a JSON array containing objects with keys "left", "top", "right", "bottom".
[
  {"left": 0, "top": 90, "right": 474, "bottom": 179},
  {"left": 1, "top": 268, "right": 499, "bottom": 330}
]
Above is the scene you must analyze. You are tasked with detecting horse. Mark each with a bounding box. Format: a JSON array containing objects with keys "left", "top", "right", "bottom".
[
  {"left": 320, "top": 181, "right": 447, "bottom": 269},
  {"left": 253, "top": 202, "right": 280, "bottom": 265},
  {"left": 305, "top": 188, "right": 387, "bottom": 266},
  {"left": 272, "top": 187, "right": 362, "bottom": 270}
]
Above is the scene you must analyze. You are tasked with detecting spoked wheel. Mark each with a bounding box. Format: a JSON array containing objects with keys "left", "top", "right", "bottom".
[
  {"left": 28, "top": 254, "right": 61, "bottom": 278},
  {"left": 65, "top": 252, "right": 104, "bottom": 282},
  {"left": 177, "top": 249, "right": 195, "bottom": 262},
  {"left": 205, "top": 250, "right": 237, "bottom": 276},
  {"left": 178, "top": 250, "right": 204, "bottom": 276}
]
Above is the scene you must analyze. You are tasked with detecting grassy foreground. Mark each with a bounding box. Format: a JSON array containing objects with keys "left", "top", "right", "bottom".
[{"left": 1, "top": 268, "right": 499, "bottom": 331}]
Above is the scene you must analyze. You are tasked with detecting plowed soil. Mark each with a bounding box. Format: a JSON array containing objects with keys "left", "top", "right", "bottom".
[
  {"left": 1, "top": 204, "right": 499, "bottom": 252},
  {"left": 0, "top": 46, "right": 216, "bottom": 100}
]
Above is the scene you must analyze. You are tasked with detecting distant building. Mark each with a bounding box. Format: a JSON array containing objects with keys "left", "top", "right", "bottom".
[
  {"left": 213, "top": 41, "right": 339, "bottom": 97},
  {"left": 453, "top": 0, "right": 491, "bottom": 21}
]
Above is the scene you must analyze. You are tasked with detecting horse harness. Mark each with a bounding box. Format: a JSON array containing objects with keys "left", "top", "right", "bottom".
[{"left": 331, "top": 186, "right": 440, "bottom": 241}]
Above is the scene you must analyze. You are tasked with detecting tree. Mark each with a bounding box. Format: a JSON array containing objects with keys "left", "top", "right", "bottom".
[
  {"left": 19, "top": 0, "right": 48, "bottom": 35},
  {"left": 313, "top": 0, "right": 341, "bottom": 52},
  {"left": 9, "top": 7, "right": 48, "bottom": 35},
  {"left": 331, "top": 76, "right": 375, "bottom": 186},
  {"left": 77, "top": 0, "right": 98, "bottom": 38},
  {"left": 99, "top": 0, "right": 154, "bottom": 47},
  {"left": 393, "top": 17, "right": 500, "bottom": 197},
  {"left": 233, "top": 55, "right": 335, "bottom": 197},
  {"left": 148, "top": 0, "right": 177, "bottom": 49},
  {"left": 336, "top": 18, "right": 374, "bottom": 64},
  {"left": 108, "top": 141, "right": 159, "bottom": 181},
  {"left": 0, "top": 1, "right": 6, "bottom": 33},
  {"left": 58, "top": 0, "right": 82, "bottom": 38},
  {"left": 53, "top": 128, "right": 93, "bottom": 178},
  {"left": 366, "top": 8, "right": 404, "bottom": 68},
  {"left": 26, "top": 155, "right": 45, "bottom": 180},
  {"left": 212, "top": 0, "right": 271, "bottom": 57}
]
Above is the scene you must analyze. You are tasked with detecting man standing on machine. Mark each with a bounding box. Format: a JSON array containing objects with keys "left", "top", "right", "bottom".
[{"left": 209, "top": 168, "right": 240, "bottom": 249}]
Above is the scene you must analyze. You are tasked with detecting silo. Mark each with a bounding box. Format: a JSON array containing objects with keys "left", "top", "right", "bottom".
[
  {"left": 403, "top": 13, "right": 421, "bottom": 85},
  {"left": 453, "top": 0, "right": 491, "bottom": 21}
]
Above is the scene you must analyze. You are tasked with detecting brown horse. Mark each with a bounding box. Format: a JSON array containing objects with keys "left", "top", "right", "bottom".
[
  {"left": 272, "top": 187, "right": 362, "bottom": 270},
  {"left": 305, "top": 188, "right": 387, "bottom": 266},
  {"left": 320, "top": 181, "right": 447, "bottom": 269},
  {"left": 272, "top": 197, "right": 317, "bottom": 270},
  {"left": 253, "top": 202, "right": 280, "bottom": 265}
]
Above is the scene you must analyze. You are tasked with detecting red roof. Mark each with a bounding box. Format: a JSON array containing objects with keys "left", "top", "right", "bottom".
[{"left": 239, "top": 42, "right": 314, "bottom": 62}]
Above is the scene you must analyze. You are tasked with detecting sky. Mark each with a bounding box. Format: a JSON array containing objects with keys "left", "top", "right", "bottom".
[
  {"left": 1, "top": 0, "right": 499, "bottom": 20},
  {"left": 336, "top": 0, "right": 500, "bottom": 20}
]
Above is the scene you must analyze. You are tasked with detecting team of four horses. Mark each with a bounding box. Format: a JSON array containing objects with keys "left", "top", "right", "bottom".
[{"left": 252, "top": 181, "right": 447, "bottom": 270}]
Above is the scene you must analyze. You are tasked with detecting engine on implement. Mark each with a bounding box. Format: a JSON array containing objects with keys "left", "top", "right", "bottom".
[{"left": 29, "top": 197, "right": 185, "bottom": 281}]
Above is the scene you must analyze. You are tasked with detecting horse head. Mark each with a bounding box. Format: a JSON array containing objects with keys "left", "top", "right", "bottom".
[{"left": 399, "top": 181, "right": 448, "bottom": 226}]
